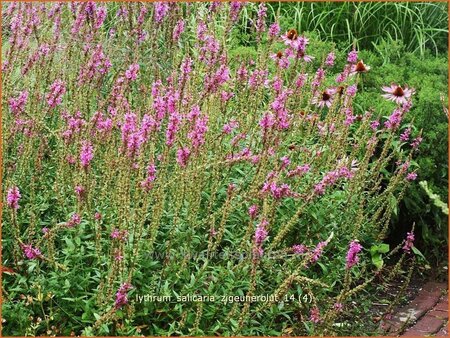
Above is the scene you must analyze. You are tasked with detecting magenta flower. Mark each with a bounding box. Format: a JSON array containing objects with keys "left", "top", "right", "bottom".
[
  {"left": 256, "top": 3, "right": 267, "bottom": 33},
  {"left": 80, "top": 141, "right": 94, "bottom": 168},
  {"left": 344, "top": 108, "right": 357, "bottom": 126},
  {"left": 384, "top": 108, "right": 404, "bottom": 130},
  {"left": 402, "top": 231, "right": 415, "bottom": 253},
  {"left": 310, "top": 240, "right": 328, "bottom": 263},
  {"left": 248, "top": 205, "right": 259, "bottom": 219},
  {"left": 74, "top": 185, "right": 85, "bottom": 198},
  {"left": 172, "top": 19, "right": 185, "bottom": 42},
  {"left": 268, "top": 22, "right": 280, "bottom": 38},
  {"left": 114, "top": 248, "right": 124, "bottom": 261},
  {"left": 141, "top": 163, "right": 157, "bottom": 191},
  {"left": 261, "top": 181, "right": 295, "bottom": 200},
  {"left": 8, "top": 90, "right": 28, "bottom": 115},
  {"left": 346, "top": 84, "right": 358, "bottom": 97},
  {"left": 7, "top": 186, "right": 21, "bottom": 210},
  {"left": 78, "top": 44, "right": 111, "bottom": 84},
  {"left": 345, "top": 240, "right": 363, "bottom": 269},
  {"left": 114, "top": 283, "right": 133, "bottom": 309},
  {"left": 325, "top": 52, "right": 336, "bottom": 67},
  {"left": 347, "top": 49, "right": 358, "bottom": 64},
  {"left": 67, "top": 213, "right": 81, "bottom": 228},
  {"left": 254, "top": 219, "right": 269, "bottom": 257},
  {"left": 280, "top": 156, "right": 291, "bottom": 170},
  {"left": 310, "top": 307, "right": 321, "bottom": 323},
  {"left": 295, "top": 74, "right": 308, "bottom": 88},
  {"left": 46, "top": 79, "right": 66, "bottom": 108},
  {"left": 287, "top": 164, "right": 310, "bottom": 178},
  {"left": 111, "top": 228, "right": 128, "bottom": 241},
  {"left": 94, "top": 6, "right": 107, "bottom": 29},
  {"left": 125, "top": 63, "right": 139, "bottom": 81},
  {"left": 311, "top": 67, "right": 325, "bottom": 88},
  {"left": 229, "top": 1, "right": 244, "bottom": 22},
  {"left": 400, "top": 127, "right": 412, "bottom": 141},
  {"left": 370, "top": 120, "right": 380, "bottom": 130},
  {"left": 406, "top": 172, "right": 418, "bottom": 181},
  {"left": 188, "top": 114, "right": 208, "bottom": 150},
  {"left": 153, "top": 2, "right": 169, "bottom": 23},
  {"left": 382, "top": 84, "right": 415, "bottom": 105},
  {"left": 259, "top": 112, "right": 276, "bottom": 133},
  {"left": 269, "top": 51, "right": 290, "bottom": 69},
  {"left": 334, "top": 302, "right": 343, "bottom": 312},
  {"left": 222, "top": 120, "right": 239, "bottom": 134},
  {"left": 255, "top": 221, "right": 268, "bottom": 244},
  {"left": 165, "top": 112, "right": 182, "bottom": 147},
  {"left": 176, "top": 147, "right": 191, "bottom": 168},
  {"left": 411, "top": 136, "right": 423, "bottom": 150},
  {"left": 21, "top": 244, "right": 42, "bottom": 260},
  {"left": 292, "top": 244, "right": 307, "bottom": 254}
]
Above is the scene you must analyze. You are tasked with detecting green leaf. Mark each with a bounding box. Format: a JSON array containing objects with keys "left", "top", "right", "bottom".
[
  {"left": 370, "top": 244, "right": 390, "bottom": 269},
  {"left": 372, "top": 253, "right": 384, "bottom": 269},
  {"left": 411, "top": 246, "right": 427, "bottom": 261},
  {"left": 370, "top": 243, "right": 390, "bottom": 255}
]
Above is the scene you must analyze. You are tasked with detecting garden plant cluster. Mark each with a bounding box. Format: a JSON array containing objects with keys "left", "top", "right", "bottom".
[{"left": 1, "top": 1, "right": 447, "bottom": 336}]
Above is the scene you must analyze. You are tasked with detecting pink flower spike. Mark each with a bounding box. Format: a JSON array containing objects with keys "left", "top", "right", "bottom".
[
  {"left": 80, "top": 141, "right": 94, "bottom": 168},
  {"left": 345, "top": 240, "right": 363, "bottom": 269},
  {"left": 66, "top": 213, "right": 81, "bottom": 228},
  {"left": 248, "top": 205, "right": 259, "bottom": 219},
  {"left": 406, "top": 172, "right": 418, "bottom": 181},
  {"left": 176, "top": 147, "right": 191, "bottom": 168},
  {"left": 292, "top": 244, "right": 307, "bottom": 254},
  {"left": 347, "top": 49, "right": 358, "bottom": 64},
  {"left": 268, "top": 22, "right": 280, "bottom": 38},
  {"left": 21, "top": 244, "right": 42, "bottom": 260},
  {"left": 310, "top": 307, "right": 321, "bottom": 323},
  {"left": 125, "top": 63, "right": 139, "bottom": 81},
  {"left": 7, "top": 186, "right": 21, "bottom": 210},
  {"left": 46, "top": 79, "right": 66, "bottom": 108},
  {"left": 114, "top": 283, "right": 133, "bottom": 309},
  {"left": 402, "top": 231, "right": 415, "bottom": 253},
  {"left": 325, "top": 52, "right": 336, "bottom": 67}
]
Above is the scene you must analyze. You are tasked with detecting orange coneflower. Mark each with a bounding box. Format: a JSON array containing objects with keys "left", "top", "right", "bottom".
[
  {"left": 350, "top": 60, "right": 370, "bottom": 75},
  {"left": 286, "top": 29, "right": 298, "bottom": 40}
]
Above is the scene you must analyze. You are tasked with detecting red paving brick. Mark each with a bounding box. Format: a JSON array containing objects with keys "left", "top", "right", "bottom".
[
  {"left": 427, "top": 309, "right": 448, "bottom": 320},
  {"left": 381, "top": 281, "right": 448, "bottom": 337},
  {"left": 435, "top": 322, "right": 448, "bottom": 336},
  {"left": 407, "top": 314, "right": 444, "bottom": 333},
  {"left": 435, "top": 299, "right": 449, "bottom": 312}
]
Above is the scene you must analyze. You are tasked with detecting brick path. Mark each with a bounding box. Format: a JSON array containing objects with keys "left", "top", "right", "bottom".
[{"left": 382, "top": 282, "right": 448, "bottom": 336}]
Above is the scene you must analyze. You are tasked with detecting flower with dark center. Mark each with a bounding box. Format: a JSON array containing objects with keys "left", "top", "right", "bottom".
[
  {"left": 350, "top": 60, "right": 370, "bottom": 74},
  {"left": 286, "top": 29, "right": 298, "bottom": 40},
  {"left": 312, "top": 88, "right": 337, "bottom": 108},
  {"left": 382, "top": 84, "right": 415, "bottom": 105}
]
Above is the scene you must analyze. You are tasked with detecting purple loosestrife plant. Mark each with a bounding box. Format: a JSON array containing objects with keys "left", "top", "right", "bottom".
[{"left": 1, "top": 3, "right": 426, "bottom": 336}]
